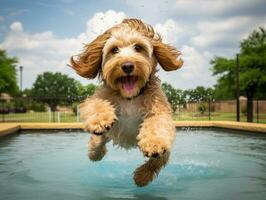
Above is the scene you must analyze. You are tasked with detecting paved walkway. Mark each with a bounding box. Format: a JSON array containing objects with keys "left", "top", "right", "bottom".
[{"left": 1, "top": 121, "right": 266, "bottom": 137}]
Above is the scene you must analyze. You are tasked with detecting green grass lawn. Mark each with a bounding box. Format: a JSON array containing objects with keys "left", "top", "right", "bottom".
[
  {"left": 0, "top": 112, "right": 79, "bottom": 123},
  {"left": 1, "top": 111, "right": 266, "bottom": 123},
  {"left": 173, "top": 111, "right": 266, "bottom": 123}
]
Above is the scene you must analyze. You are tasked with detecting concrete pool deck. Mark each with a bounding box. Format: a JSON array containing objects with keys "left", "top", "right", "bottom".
[{"left": 1, "top": 121, "right": 266, "bottom": 137}]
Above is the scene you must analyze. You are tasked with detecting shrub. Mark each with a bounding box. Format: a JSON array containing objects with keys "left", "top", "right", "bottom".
[
  {"left": 198, "top": 103, "right": 207, "bottom": 114},
  {"left": 29, "top": 101, "right": 45, "bottom": 112}
]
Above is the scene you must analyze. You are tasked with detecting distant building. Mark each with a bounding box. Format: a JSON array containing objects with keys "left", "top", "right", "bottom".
[{"left": 0, "top": 93, "right": 13, "bottom": 102}]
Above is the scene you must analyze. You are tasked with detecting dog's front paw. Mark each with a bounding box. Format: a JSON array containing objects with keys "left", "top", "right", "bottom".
[
  {"left": 81, "top": 99, "right": 118, "bottom": 135},
  {"left": 84, "top": 114, "right": 117, "bottom": 135},
  {"left": 138, "top": 136, "right": 170, "bottom": 158}
]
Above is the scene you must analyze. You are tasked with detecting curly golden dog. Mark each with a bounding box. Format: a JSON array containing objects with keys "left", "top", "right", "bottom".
[{"left": 70, "top": 18, "right": 183, "bottom": 187}]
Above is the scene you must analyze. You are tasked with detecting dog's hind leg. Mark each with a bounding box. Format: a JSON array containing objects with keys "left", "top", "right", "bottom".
[
  {"left": 88, "top": 134, "right": 109, "bottom": 161},
  {"left": 133, "top": 151, "right": 170, "bottom": 187}
]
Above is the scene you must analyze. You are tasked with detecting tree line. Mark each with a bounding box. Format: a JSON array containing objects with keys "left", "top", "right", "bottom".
[{"left": 162, "top": 83, "right": 214, "bottom": 112}]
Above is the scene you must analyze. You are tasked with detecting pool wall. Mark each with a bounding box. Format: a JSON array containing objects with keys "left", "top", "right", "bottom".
[{"left": 1, "top": 121, "right": 266, "bottom": 137}]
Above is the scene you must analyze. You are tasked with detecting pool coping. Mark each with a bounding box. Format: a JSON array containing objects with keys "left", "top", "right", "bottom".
[{"left": 0, "top": 121, "right": 266, "bottom": 137}]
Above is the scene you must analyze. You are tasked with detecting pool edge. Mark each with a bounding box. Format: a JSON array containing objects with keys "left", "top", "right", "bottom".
[
  {"left": 0, "top": 123, "right": 20, "bottom": 137},
  {"left": 0, "top": 121, "right": 266, "bottom": 137}
]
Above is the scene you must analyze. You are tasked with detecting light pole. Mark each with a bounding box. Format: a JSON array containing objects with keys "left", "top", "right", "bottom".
[
  {"left": 19, "top": 66, "right": 23, "bottom": 92},
  {"left": 236, "top": 54, "right": 240, "bottom": 122}
]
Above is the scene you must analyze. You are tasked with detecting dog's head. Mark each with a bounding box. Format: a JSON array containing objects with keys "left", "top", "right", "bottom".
[{"left": 70, "top": 19, "right": 183, "bottom": 98}]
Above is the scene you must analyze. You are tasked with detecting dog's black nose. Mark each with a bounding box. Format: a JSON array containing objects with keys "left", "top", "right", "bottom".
[{"left": 122, "top": 62, "right": 134, "bottom": 74}]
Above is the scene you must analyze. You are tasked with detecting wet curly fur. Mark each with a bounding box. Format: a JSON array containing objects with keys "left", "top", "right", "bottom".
[{"left": 70, "top": 18, "right": 183, "bottom": 187}]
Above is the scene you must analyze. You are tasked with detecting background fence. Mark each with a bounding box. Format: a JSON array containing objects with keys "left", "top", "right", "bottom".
[
  {"left": 173, "top": 99, "right": 266, "bottom": 123},
  {"left": 0, "top": 96, "right": 85, "bottom": 123},
  {"left": 0, "top": 96, "right": 266, "bottom": 123}
]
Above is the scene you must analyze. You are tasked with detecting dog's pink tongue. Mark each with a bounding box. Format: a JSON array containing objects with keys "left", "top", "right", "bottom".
[{"left": 122, "top": 76, "right": 136, "bottom": 92}]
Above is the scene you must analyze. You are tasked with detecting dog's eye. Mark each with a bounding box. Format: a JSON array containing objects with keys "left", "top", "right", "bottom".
[
  {"left": 134, "top": 44, "right": 143, "bottom": 52},
  {"left": 111, "top": 47, "right": 119, "bottom": 54}
]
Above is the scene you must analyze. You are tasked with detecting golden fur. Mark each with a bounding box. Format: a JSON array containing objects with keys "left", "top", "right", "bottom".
[{"left": 70, "top": 18, "right": 183, "bottom": 187}]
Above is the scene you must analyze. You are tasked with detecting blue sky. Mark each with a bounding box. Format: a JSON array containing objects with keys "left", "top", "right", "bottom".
[{"left": 0, "top": 0, "right": 266, "bottom": 90}]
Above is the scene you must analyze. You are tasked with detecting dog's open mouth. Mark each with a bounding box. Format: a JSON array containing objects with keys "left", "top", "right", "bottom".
[{"left": 118, "top": 76, "right": 138, "bottom": 92}]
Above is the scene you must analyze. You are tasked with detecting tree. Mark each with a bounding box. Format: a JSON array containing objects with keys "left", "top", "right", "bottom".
[
  {"left": 198, "top": 103, "right": 207, "bottom": 114},
  {"left": 31, "top": 72, "right": 80, "bottom": 111},
  {"left": 185, "top": 86, "right": 214, "bottom": 102},
  {"left": 0, "top": 50, "right": 19, "bottom": 95},
  {"left": 211, "top": 27, "right": 266, "bottom": 122},
  {"left": 162, "top": 83, "right": 185, "bottom": 112},
  {"left": 79, "top": 83, "right": 97, "bottom": 97}
]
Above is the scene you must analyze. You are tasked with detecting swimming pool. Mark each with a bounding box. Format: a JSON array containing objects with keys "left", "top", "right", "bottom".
[{"left": 0, "top": 129, "right": 266, "bottom": 200}]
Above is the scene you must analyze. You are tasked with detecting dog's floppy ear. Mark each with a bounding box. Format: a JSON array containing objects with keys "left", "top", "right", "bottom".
[
  {"left": 70, "top": 33, "right": 110, "bottom": 79},
  {"left": 153, "top": 41, "right": 183, "bottom": 71}
]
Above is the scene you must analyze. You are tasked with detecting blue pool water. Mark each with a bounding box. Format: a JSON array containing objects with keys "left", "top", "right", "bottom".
[{"left": 0, "top": 129, "right": 266, "bottom": 200}]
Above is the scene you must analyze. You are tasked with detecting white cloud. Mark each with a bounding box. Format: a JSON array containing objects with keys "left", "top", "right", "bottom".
[
  {"left": 75, "top": 10, "right": 126, "bottom": 50},
  {"left": 85, "top": 10, "right": 125, "bottom": 39},
  {"left": 153, "top": 18, "right": 215, "bottom": 88},
  {"left": 154, "top": 19, "right": 184, "bottom": 44},
  {"left": 191, "top": 16, "right": 264, "bottom": 48},
  {"left": 0, "top": 10, "right": 126, "bottom": 89},
  {"left": 10, "top": 21, "right": 23, "bottom": 32},
  {"left": 158, "top": 45, "right": 215, "bottom": 89},
  {"left": 196, "top": 17, "right": 252, "bottom": 34}
]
